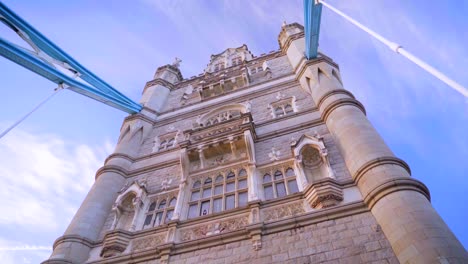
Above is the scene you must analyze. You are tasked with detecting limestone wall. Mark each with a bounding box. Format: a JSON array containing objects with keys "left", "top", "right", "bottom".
[{"left": 168, "top": 212, "right": 397, "bottom": 264}]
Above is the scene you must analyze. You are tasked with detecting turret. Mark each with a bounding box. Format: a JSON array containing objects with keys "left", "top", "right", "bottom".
[{"left": 140, "top": 59, "right": 183, "bottom": 118}]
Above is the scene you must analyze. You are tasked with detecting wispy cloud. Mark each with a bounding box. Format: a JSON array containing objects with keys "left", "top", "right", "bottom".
[
  {"left": 0, "top": 245, "right": 52, "bottom": 251},
  {"left": 0, "top": 127, "right": 111, "bottom": 263}
]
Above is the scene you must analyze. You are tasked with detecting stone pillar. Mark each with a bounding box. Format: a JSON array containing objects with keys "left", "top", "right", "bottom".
[
  {"left": 247, "top": 164, "right": 260, "bottom": 201},
  {"left": 44, "top": 171, "right": 126, "bottom": 264},
  {"left": 197, "top": 146, "right": 206, "bottom": 169},
  {"left": 292, "top": 156, "right": 309, "bottom": 191},
  {"left": 280, "top": 23, "right": 467, "bottom": 263}
]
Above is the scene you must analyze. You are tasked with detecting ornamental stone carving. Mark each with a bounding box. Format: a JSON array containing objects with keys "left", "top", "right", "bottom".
[
  {"left": 180, "top": 216, "right": 249, "bottom": 241},
  {"left": 262, "top": 201, "right": 305, "bottom": 223},
  {"left": 304, "top": 178, "right": 343, "bottom": 209},
  {"left": 132, "top": 234, "right": 166, "bottom": 252}
]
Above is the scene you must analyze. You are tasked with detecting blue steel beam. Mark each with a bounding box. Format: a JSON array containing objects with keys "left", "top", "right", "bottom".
[
  {"left": 304, "top": 0, "right": 322, "bottom": 59},
  {"left": 0, "top": 37, "right": 142, "bottom": 113},
  {"left": 0, "top": 2, "right": 142, "bottom": 114}
]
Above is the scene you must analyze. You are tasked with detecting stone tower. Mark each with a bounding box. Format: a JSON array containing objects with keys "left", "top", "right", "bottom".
[{"left": 44, "top": 23, "right": 467, "bottom": 264}]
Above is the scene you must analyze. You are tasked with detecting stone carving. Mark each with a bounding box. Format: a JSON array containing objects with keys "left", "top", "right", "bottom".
[
  {"left": 302, "top": 146, "right": 322, "bottom": 167},
  {"left": 262, "top": 201, "right": 305, "bottom": 223},
  {"left": 100, "top": 245, "right": 126, "bottom": 258},
  {"left": 132, "top": 234, "right": 165, "bottom": 252},
  {"left": 310, "top": 194, "right": 343, "bottom": 208},
  {"left": 268, "top": 147, "right": 281, "bottom": 161},
  {"left": 172, "top": 57, "right": 182, "bottom": 68},
  {"left": 252, "top": 239, "right": 262, "bottom": 251},
  {"left": 180, "top": 216, "right": 248, "bottom": 241},
  {"left": 276, "top": 92, "right": 286, "bottom": 100},
  {"left": 161, "top": 178, "right": 173, "bottom": 191}
]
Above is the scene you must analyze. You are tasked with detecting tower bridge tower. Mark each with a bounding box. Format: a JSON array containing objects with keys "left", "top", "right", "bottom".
[{"left": 44, "top": 23, "right": 467, "bottom": 264}]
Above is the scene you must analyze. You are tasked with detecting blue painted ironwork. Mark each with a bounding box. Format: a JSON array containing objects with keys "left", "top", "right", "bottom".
[
  {"left": 0, "top": 2, "right": 142, "bottom": 114},
  {"left": 304, "top": 0, "right": 322, "bottom": 59}
]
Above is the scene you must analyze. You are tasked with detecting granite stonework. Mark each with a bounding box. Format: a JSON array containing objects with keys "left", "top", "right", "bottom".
[{"left": 44, "top": 23, "right": 467, "bottom": 264}]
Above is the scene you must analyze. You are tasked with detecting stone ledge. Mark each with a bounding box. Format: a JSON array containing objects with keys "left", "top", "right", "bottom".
[
  {"left": 53, "top": 234, "right": 96, "bottom": 250},
  {"left": 321, "top": 97, "right": 367, "bottom": 122},
  {"left": 317, "top": 89, "right": 356, "bottom": 110},
  {"left": 364, "top": 177, "right": 430, "bottom": 209},
  {"left": 353, "top": 156, "right": 411, "bottom": 185}
]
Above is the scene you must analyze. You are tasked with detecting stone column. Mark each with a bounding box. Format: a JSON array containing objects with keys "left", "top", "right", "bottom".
[
  {"left": 280, "top": 23, "right": 467, "bottom": 263},
  {"left": 292, "top": 156, "right": 309, "bottom": 191},
  {"left": 247, "top": 164, "right": 260, "bottom": 201},
  {"left": 228, "top": 136, "right": 237, "bottom": 159},
  {"left": 45, "top": 171, "right": 126, "bottom": 264},
  {"left": 197, "top": 146, "right": 206, "bottom": 169}
]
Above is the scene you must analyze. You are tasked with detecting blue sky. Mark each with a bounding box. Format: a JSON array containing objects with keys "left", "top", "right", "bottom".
[{"left": 0, "top": 1, "right": 467, "bottom": 263}]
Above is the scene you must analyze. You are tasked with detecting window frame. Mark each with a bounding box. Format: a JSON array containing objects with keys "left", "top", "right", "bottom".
[
  {"left": 143, "top": 196, "right": 177, "bottom": 229},
  {"left": 187, "top": 168, "right": 249, "bottom": 219},
  {"left": 262, "top": 166, "right": 299, "bottom": 200}
]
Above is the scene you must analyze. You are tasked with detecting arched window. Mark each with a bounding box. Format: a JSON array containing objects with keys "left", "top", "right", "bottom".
[
  {"left": 262, "top": 167, "right": 299, "bottom": 200},
  {"left": 148, "top": 202, "right": 156, "bottom": 212},
  {"left": 157, "top": 137, "right": 176, "bottom": 151},
  {"left": 188, "top": 169, "right": 249, "bottom": 219},
  {"left": 167, "top": 138, "right": 175, "bottom": 148},
  {"left": 158, "top": 140, "right": 167, "bottom": 151},
  {"left": 238, "top": 169, "right": 247, "bottom": 177},
  {"left": 142, "top": 197, "right": 177, "bottom": 229},
  {"left": 275, "top": 107, "right": 284, "bottom": 117}
]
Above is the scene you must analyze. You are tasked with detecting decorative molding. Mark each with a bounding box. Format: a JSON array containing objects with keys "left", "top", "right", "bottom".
[
  {"left": 262, "top": 201, "right": 305, "bottom": 223},
  {"left": 316, "top": 89, "right": 356, "bottom": 110},
  {"left": 321, "top": 97, "right": 366, "bottom": 122},
  {"left": 353, "top": 156, "right": 411, "bottom": 185},
  {"left": 52, "top": 235, "right": 96, "bottom": 250},
  {"left": 303, "top": 179, "right": 344, "bottom": 209},
  {"left": 100, "top": 231, "right": 132, "bottom": 258},
  {"left": 364, "top": 177, "right": 430, "bottom": 209}
]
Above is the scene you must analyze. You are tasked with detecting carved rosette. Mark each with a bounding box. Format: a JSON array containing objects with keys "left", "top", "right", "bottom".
[
  {"left": 132, "top": 234, "right": 166, "bottom": 252},
  {"left": 262, "top": 201, "right": 305, "bottom": 223},
  {"left": 304, "top": 178, "right": 343, "bottom": 209},
  {"left": 180, "top": 215, "right": 249, "bottom": 241}
]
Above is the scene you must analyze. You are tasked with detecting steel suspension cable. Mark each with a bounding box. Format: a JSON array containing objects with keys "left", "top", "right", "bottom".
[
  {"left": 0, "top": 84, "right": 64, "bottom": 140},
  {"left": 317, "top": 0, "right": 468, "bottom": 98}
]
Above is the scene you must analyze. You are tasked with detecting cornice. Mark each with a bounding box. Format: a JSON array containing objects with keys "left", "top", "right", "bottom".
[
  {"left": 279, "top": 31, "right": 304, "bottom": 54},
  {"left": 143, "top": 78, "right": 175, "bottom": 93},
  {"left": 364, "top": 177, "right": 430, "bottom": 209},
  {"left": 255, "top": 117, "right": 325, "bottom": 142},
  {"left": 353, "top": 156, "right": 411, "bottom": 184},
  {"left": 317, "top": 89, "right": 356, "bottom": 110},
  {"left": 96, "top": 158, "right": 180, "bottom": 179},
  {"left": 122, "top": 112, "right": 156, "bottom": 126},
  {"left": 105, "top": 153, "right": 135, "bottom": 164},
  {"left": 321, "top": 97, "right": 366, "bottom": 122},
  {"left": 53, "top": 235, "right": 97, "bottom": 250}
]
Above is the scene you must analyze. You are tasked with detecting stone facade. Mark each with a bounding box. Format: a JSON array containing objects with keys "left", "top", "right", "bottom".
[{"left": 44, "top": 23, "right": 467, "bottom": 264}]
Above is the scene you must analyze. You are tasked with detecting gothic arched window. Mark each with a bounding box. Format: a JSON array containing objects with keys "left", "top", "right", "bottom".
[
  {"left": 262, "top": 167, "right": 299, "bottom": 200},
  {"left": 188, "top": 169, "right": 249, "bottom": 219},
  {"left": 143, "top": 197, "right": 177, "bottom": 229}
]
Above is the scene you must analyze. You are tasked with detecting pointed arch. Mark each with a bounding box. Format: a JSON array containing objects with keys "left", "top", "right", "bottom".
[{"left": 198, "top": 103, "right": 248, "bottom": 127}]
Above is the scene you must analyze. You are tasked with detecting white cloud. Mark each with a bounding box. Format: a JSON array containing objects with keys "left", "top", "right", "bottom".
[{"left": 0, "top": 126, "right": 112, "bottom": 263}]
